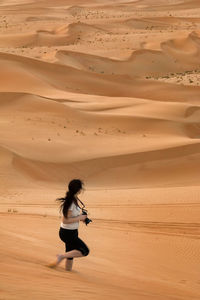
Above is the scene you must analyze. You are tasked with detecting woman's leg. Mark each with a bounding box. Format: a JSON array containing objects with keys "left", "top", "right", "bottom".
[
  {"left": 60, "top": 236, "right": 89, "bottom": 263},
  {"left": 65, "top": 259, "right": 73, "bottom": 271},
  {"left": 59, "top": 249, "right": 84, "bottom": 261},
  {"left": 47, "top": 249, "right": 83, "bottom": 268},
  {"left": 64, "top": 237, "right": 90, "bottom": 271},
  {"left": 75, "top": 237, "right": 90, "bottom": 257}
]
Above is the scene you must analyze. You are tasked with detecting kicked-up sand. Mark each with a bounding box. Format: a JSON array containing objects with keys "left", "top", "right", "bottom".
[{"left": 0, "top": 0, "right": 200, "bottom": 299}]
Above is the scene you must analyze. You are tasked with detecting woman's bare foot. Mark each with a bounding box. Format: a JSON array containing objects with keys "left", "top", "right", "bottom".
[
  {"left": 56, "top": 254, "right": 64, "bottom": 264},
  {"left": 46, "top": 254, "right": 64, "bottom": 268}
]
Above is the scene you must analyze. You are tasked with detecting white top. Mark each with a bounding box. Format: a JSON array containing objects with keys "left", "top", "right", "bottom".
[{"left": 61, "top": 201, "right": 81, "bottom": 230}]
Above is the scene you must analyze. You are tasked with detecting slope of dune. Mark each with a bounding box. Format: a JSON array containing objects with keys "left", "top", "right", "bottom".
[
  {"left": 1, "top": 50, "right": 200, "bottom": 101},
  {"left": 124, "top": 0, "right": 200, "bottom": 11},
  {"left": 55, "top": 31, "right": 200, "bottom": 76},
  {"left": 1, "top": 0, "right": 200, "bottom": 300},
  {"left": 0, "top": 31, "right": 74, "bottom": 47},
  {"left": 123, "top": 16, "right": 200, "bottom": 29},
  {"left": 0, "top": 21, "right": 105, "bottom": 47},
  {"left": 0, "top": 90, "right": 200, "bottom": 188}
]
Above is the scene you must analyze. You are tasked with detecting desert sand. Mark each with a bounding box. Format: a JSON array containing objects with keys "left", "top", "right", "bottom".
[{"left": 0, "top": 0, "right": 200, "bottom": 299}]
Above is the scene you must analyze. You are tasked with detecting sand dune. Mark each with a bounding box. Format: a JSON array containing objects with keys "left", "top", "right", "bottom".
[
  {"left": 0, "top": 30, "right": 74, "bottom": 47},
  {"left": 94, "top": 0, "right": 199, "bottom": 13},
  {"left": 161, "top": 31, "right": 200, "bottom": 60},
  {"left": 1, "top": 51, "right": 200, "bottom": 101},
  {"left": 1, "top": 0, "right": 200, "bottom": 299},
  {"left": 123, "top": 16, "right": 200, "bottom": 30},
  {"left": 124, "top": 16, "right": 180, "bottom": 27},
  {"left": 124, "top": 18, "right": 173, "bottom": 29},
  {"left": 10, "top": 141, "right": 200, "bottom": 188},
  {"left": 0, "top": 21, "right": 105, "bottom": 47},
  {"left": 55, "top": 31, "right": 200, "bottom": 76},
  {"left": 25, "top": 16, "right": 62, "bottom": 22},
  {"left": 125, "top": 0, "right": 200, "bottom": 11},
  {"left": 0, "top": 90, "right": 199, "bottom": 188},
  {"left": 68, "top": 21, "right": 107, "bottom": 34}
]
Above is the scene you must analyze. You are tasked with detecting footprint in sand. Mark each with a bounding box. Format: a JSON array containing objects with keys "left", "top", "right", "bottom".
[
  {"left": 75, "top": 130, "right": 86, "bottom": 135},
  {"left": 179, "top": 279, "right": 187, "bottom": 284}
]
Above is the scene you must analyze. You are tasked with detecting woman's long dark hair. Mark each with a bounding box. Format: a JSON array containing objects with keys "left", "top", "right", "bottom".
[{"left": 56, "top": 179, "right": 84, "bottom": 218}]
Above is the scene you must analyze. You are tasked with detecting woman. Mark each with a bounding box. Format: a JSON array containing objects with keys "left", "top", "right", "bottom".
[{"left": 48, "top": 179, "right": 90, "bottom": 271}]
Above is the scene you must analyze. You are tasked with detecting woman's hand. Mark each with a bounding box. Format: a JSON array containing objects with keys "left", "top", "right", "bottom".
[{"left": 79, "top": 214, "right": 87, "bottom": 221}]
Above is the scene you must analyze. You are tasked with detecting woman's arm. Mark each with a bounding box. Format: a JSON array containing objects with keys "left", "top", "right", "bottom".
[{"left": 63, "top": 210, "right": 86, "bottom": 224}]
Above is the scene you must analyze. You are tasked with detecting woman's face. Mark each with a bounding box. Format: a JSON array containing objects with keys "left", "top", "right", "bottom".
[{"left": 77, "top": 187, "right": 84, "bottom": 195}]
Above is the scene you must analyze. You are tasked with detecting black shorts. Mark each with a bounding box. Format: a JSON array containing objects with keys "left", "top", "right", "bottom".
[{"left": 59, "top": 227, "right": 90, "bottom": 260}]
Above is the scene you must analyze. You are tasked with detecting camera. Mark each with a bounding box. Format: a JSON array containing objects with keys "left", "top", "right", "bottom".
[{"left": 82, "top": 208, "right": 92, "bottom": 226}]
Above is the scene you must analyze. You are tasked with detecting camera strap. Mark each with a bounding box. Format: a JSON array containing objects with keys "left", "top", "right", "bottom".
[{"left": 77, "top": 198, "right": 86, "bottom": 210}]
